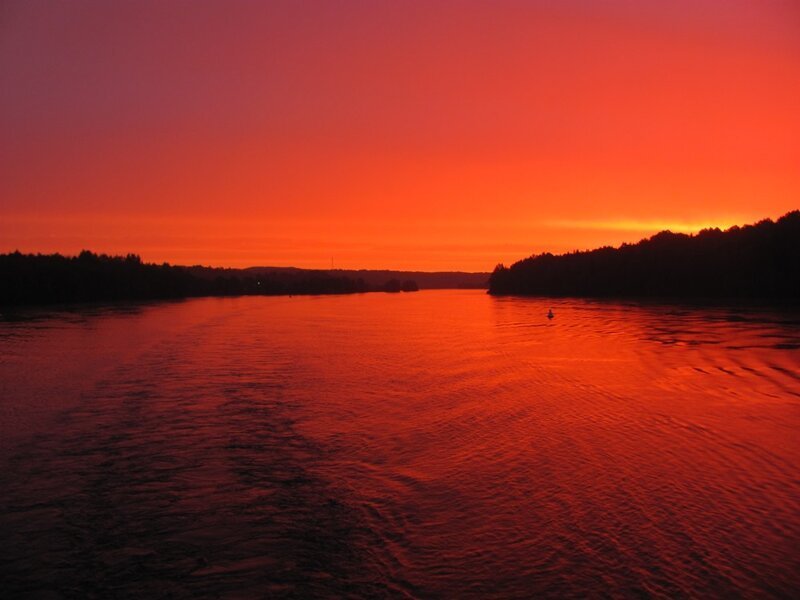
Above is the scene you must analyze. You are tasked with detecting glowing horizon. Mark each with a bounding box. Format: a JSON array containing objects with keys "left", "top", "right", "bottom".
[{"left": 2, "top": 1, "right": 798, "bottom": 271}]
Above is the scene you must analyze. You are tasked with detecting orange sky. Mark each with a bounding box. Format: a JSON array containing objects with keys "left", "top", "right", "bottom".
[{"left": 1, "top": 1, "right": 799, "bottom": 271}]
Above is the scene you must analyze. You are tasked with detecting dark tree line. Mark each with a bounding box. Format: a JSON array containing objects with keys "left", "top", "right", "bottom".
[
  {"left": 382, "top": 279, "right": 419, "bottom": 293},
  {"left": 0, "top": 251, "right": 369, "bottom": 306},
  {"left": 489, "top": 211, "right": 800, "bottom": 300}
]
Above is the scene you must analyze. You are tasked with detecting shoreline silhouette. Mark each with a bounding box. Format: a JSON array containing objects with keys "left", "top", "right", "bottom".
[
  {"left": 490, "top": 211, "right": 799, "bottom": 301},
  {"left": 3, "top": 211, "right": 797, "bottom": 308},
  {"left": 0, "top": 251, "right": 487, "bottom": 307}
]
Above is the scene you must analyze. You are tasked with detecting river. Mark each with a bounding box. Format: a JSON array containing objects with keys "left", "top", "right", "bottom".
[{"left": 1, "top": 290, "right": 798, "bottom": 597}]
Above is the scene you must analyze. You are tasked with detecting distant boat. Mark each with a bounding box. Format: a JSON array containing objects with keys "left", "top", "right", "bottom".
[{"left": 547, "top": 309, "right": 554, "bottom": 319}]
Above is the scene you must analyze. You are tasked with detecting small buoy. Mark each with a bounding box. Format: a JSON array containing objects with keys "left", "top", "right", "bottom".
[{"left": 547, "top": 309, "right": 554, "bottom": 319}]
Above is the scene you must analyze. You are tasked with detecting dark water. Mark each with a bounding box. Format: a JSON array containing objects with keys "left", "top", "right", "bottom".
[{"left": 1, "top": 291, "right": 798, "bottom": 598}]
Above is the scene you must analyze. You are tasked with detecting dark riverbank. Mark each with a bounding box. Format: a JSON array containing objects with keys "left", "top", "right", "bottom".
[
  {"left": 489, "top": 211, "right": 800, "bottom": 301},
  {"left": 0, "top": 251, "right": 369, "bottom": 306},
  {"left": 0, "top": 251, "right": 474, "bottom": 307}
]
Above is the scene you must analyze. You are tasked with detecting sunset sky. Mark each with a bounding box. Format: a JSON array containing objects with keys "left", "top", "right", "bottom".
[{"left": 2, "top": 0, "right": 799, "bottom": 271}]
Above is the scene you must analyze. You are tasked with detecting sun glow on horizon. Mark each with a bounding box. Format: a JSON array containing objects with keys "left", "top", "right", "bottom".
[
  {"left": 545, "top": 218, "right": 748, "bottom": 235},
  {"left": 1, "top": 210, "right": 794, "bottom": 272}
]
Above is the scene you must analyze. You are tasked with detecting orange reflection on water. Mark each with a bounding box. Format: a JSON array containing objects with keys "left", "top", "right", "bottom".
[{"left": 0, "top": 291, "right": 798, "bottom": 596}]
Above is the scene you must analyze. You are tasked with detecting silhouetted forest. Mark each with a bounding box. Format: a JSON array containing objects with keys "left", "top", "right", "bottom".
[
  {"left": 243, "top": 267, "right": 488, "bottom": 290},
  {"left": 489, "top": 211, "right": 800, "bottom": 300},
  {"left": 0, "top": 251, "right": 372, "bottom": 306},
  {"left": 381, "top": 279, "right": 420, "bottom": 293}
]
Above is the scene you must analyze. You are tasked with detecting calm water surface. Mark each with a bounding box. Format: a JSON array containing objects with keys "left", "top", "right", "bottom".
[{"left": 1, "top": 290, "right": 798, "bottom": 598}]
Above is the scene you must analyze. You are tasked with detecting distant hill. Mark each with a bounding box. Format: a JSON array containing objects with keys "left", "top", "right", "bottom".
[
  {"left": 242, "top": 267, "right": 488, "bottom": 290},
  {"left": 489, "top": 211, "right": 800, "bottom": 300}
]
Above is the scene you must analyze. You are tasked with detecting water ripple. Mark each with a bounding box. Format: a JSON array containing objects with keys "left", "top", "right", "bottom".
[{"left": 0, "top": 291, "right": 798, "bottom": 598}]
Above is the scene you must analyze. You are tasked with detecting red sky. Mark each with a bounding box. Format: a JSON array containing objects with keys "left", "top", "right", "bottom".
[{"left": 2, "top": 1, "right": 799, "bottom": 271}]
